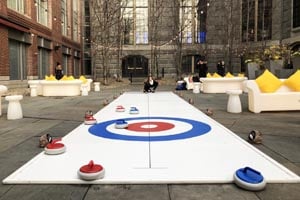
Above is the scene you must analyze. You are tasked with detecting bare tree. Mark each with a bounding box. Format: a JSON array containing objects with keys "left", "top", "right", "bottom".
[
  {"left": 149, "top": 0, "right": 166, "bottom": 77},
  {"left": 89, "top": 0, "right": 125, "bottom": 85},
  {"left": 220, "top": 0, "right": 241, "bottom": 72}
]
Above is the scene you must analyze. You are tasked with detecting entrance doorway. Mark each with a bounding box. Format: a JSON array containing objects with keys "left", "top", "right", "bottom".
[
  {"left": 182, "top": 55, "right": 202, "bottom": 74},
  {"left": 122, "top": 55, "right": 148, "bottom": 78}
]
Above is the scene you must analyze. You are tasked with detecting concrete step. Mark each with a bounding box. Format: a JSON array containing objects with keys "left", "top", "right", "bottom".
[
  {"left": 0, "top": 80, "right": 29, "bottom": 96},
  {"left": 130, "top": 77, "right": 146, "bottom": 85}
]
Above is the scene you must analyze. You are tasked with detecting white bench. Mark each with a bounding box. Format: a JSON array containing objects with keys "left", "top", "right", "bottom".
[
  {"left": 40, "top": 80, "right": 82, "bottom": 96},
  {"left": 28, "top": 79, "right": 93, "bottom": 97},
  {"left": 200, "top": 77, "right": 248, "bottom": 93}
]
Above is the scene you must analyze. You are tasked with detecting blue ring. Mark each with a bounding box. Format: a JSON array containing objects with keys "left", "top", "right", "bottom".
[{"left": 88, "top": 117, "right": 211, "bottom": 142}]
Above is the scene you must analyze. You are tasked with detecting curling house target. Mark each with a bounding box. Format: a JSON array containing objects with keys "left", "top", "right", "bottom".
[{"left": 88, "top": 116, "right": 211, "bottom": 141}]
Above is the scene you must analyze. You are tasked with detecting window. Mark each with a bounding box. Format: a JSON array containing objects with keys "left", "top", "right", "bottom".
[
  {"left": 122, "top": 0, "right": 148, "bottom": 45},
  {"left": 293, "top": 0, "right": 300, "bottom": 28},
  {"left": 37, "top": 37, "right": 51, "bottom": 78},
  {"left": 242, "top": 0, "right": 255, "bottom": 42},
  {"left": 197, "top": 0, "right": 207, "bottom": 43},
  {"left": 73, "top": 0, "right": 79, "bottom": 41},
  {"left": 242, "top": 0, "right": 272, "bottom": 42},
  {"left": 62, "top": 54, "right": 68, "bottom": 74},
  {"left": 180, "top": 0, "right": 204, "bottom": 44},
  {"left": 38, "top": 48, "right": 50, "bottom": 79},
  {"left": 257, "top": 0, "right": 272, "bottom": 41},
  {"left": 9, "top": 39, "right": 27, "bottom": 80},
  {"left": 36, "top": 0, "right": 48, "bottom": 26},
  {"left": 7, "top": 0, "right": 25, "bottom": 14},
  {"left": 61, "top": 0, "right": 68, "bottom": 35}
]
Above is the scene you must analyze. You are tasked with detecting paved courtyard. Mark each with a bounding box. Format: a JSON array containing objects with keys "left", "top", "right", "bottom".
[{"left": 0, "top": 82, "right": 299, "bottom": 200}]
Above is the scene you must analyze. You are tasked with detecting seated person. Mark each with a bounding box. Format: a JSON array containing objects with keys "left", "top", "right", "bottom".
[
  {"left": 192, "top": 75, "right": 200, "bottom": 82},
  {"left": 144, "top": 76, "right": 158, "bottom": 93},
  {"left": 175, "top": 77, "right": 187, "bottom": 90}
]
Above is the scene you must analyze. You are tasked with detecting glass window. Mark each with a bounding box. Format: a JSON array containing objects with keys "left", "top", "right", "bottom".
[
  {"left": 242, "top": 0, "right": 272, "bottom": 42},
  {"left": 38, "top": 48, "right": 50, "bottom": 79},
  {"left": 136, "top": 7, "right": 148, "bottom": 44},
  {"left": 36, "top": 0, "right": 48, "bottom": 26},
  {"left": 123, "top": 7, "right": 134, "bottom": 45},
  {"left": 257, "top": 0, "right": 272, "bottom": 41},
  {"left": 293, "top": 0, "right": 300, "bottom": 28},
  {"left": 61, "top": 0, "right": 68, "bottom": 35},
  {"left": 122, "top": 0, "right": 148, "bottom": 45},
  {"left": 7, "top": 0, "right": 25, "bottom": 14},
  {"left": 73, "top": 0, "right": 79, "bottom": 41},
  {"left": 180, "top": 0, "right": 203, "bottom": 44},
  {"left": 242, "top": 0, "right": 255, "bottom": 42},
  {"left": 197, "top": 0, "right": 207, "bottom": 43},
  {"left": 9, "top": 39, "right": 27, "bottom": 80}
]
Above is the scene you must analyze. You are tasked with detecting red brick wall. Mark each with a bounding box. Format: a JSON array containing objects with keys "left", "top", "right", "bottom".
[
  {"left": 0, "top": 25, "right": 9, "bottom": 76},
  {"left": 1, "top": 0, "right": 83, "bottom": 79}
]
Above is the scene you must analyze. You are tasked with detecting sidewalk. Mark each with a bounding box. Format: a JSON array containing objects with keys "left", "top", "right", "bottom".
[{"left": 0, "top": 83, "right": 299, "bottom": 200}]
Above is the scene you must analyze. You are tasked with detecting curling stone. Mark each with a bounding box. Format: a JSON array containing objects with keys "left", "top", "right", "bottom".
[
  {"left": 84, "top": 110, "right": 97, "bottom": 125},
  {"left": 115, "top": 119, "right": 128, "bottom": 129},
  {"left": 188, "top": 98, "right": 194, "bottom": 104},
  {"left": 39, "top": 133, "right": 52, "bottom": 148},
  {"left": 205, "top": 108, "right": 213, "bottom": 116},
  {"left": 248, "top": 130, "right": 263, "bottom": 144},
  {"left": 44, "top": 138, "right": 66, "bottom": 155},
  {"left": 233, "top": 166, "right": 266, "bottom": 191},
  {"left": 116, "top": 105, "right": 125, "bottom": 112},
  {"left": 103, "top": 99, "right": 109, "bottom": 106},
  {"left": 78, "top": 160, "right": 105, "bottom": 181},
  {"left": 129, "top": 107, "right": 139, "bottom": 114}
]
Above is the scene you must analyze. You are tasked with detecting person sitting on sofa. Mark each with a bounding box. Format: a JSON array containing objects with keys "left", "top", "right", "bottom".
[
  {"left": 175, "top": 77, "right": 187, "bottom": 90},
  {"left": 144, "top": 76, "right": 158, "bottom": 93}
]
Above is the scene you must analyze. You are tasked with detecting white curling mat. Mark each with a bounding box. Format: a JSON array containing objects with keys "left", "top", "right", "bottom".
[{"left": 3, "top": 92, "right": 300, "bottom": 184}]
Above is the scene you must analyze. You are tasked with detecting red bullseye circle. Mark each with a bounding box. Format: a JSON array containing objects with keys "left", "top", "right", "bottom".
[{"left": 127, "top": 121, "right": 175, "bottom": 132}]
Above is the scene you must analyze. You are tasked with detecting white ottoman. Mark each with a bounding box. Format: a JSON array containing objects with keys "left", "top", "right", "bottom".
[
  {"left": 193, "top": 82, "right": 201, "bottom": 94},
  {"left": 29, "top": 84, "right": 38, "bottom": 97},
  {"left": 0, "top": 85, "right": 8, "bottom": 116},
  {"left": 28, "top": 80, "right": 42, "bottom": 96},
  {"left": 81, "top": 84, "right": 88, "bottom": 96},
  {"left": 226, "top": 90, "right": 242, "bottom": 113},
  {"left": 5, "top": 95, "right": 23, "bottom": 120},
  {"left": 94, "top": 82, "right": 100, "bottom": 92}
]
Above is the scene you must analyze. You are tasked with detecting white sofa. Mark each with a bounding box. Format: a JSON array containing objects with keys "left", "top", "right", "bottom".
[
  {"left": 39, "top": 80, "right": 83, "bottom": 96},
  {"left": 199, "top": 77, "right": 248, "bottom": 93},
  {"left": 28, "top": 79, "right": 93, "bottom": 97},
  {"left": 246, "top": 80, "right": 300, "bottom": 113},
  {"left": 183, "top": 77, "right": 194, "bottom": 90}
]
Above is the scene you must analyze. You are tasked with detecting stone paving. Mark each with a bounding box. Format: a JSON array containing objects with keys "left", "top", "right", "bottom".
[{"left": 0, "top": 82, "right": 299, "bottom": 200}]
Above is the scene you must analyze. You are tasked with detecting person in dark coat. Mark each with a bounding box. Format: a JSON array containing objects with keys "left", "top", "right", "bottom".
[
  {"left": 55, "top": 62, "right": 63, "bottom": 80},
  {"left": 216, "top": 60, "right": 225, "bottom": 76},
  {"left": 144, "top": 76, "right": 158, "bottom": 93},
  {"left": 197, "top": 59, "right": 208, "bottom": 78}
]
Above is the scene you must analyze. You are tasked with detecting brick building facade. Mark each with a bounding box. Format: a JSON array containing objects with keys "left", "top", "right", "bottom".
[{"left": 0, "top": 0, "right": 84, "bottom": 88}]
